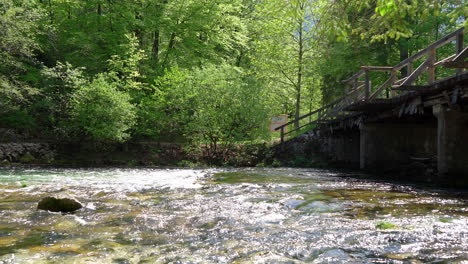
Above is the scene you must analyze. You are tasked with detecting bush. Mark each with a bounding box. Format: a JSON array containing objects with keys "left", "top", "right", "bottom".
[
  {"left": 0, "top": 110, "right": 36, "bottom": 130},
  {"left": 70, "top": 74, "right": 136, "bottom": 142}
]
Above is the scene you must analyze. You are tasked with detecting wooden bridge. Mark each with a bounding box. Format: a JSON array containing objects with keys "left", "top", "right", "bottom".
[{"left": 276, "top": 27, "right": 468, "bottom": 186}]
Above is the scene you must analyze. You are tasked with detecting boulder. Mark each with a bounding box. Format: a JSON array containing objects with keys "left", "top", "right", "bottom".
[{"left": 37, "top": 197, "right": 83, "bottom": 213}]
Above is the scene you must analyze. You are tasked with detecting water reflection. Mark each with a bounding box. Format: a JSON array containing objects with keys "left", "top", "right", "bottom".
[{"left": 0, "top": 167, "right": 466, "bottom": 263}]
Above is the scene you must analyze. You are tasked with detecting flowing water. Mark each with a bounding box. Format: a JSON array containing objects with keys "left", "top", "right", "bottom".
[{"left": 0, "top": 167, "right": 467, "bottom": 263}]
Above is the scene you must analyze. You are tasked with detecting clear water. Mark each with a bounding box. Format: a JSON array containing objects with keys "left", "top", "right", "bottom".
[{"left": 0, "top": 167, "right": 466, "bottom": 263}]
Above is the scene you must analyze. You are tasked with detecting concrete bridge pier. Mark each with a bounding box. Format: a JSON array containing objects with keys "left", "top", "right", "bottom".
[
  {"left": 433, "top": 105, "right": 468, "bottom": 185},
  {"left": 359, "top": 121, "right": 437, "bottom": 171},
  {"left": 322, "top": 130, "right": 360, "bottom": 166}
]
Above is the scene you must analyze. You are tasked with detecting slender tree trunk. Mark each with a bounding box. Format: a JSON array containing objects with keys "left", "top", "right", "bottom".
[
  {"left": 152, "top": 30, "right": 160, "bottom": 65},
  {"left": 162, "top": 32, "right": 176, "bottom": 70},
  {"left": 97, "top": 3, "right": 102, "bottom": 28},
  {"left": 295, "top": 17, "right": 304, "bottom": 129},
  {"left": 399, "top": 39, "right": 409, "bottom": 77},
  {"left": 236, "top": 50, "right": 244, "bottom": 67}
]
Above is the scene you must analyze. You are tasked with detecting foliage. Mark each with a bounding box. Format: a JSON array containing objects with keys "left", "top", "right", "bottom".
[
  {"left": 108, "top": 34, "right": 147, "bottom": 92},
  {"left": 35, "top": 62, "right": 86, "bottom": 130},
  {"left": 316, "top": 0, "right": 466, "bottom": 43},
  {"left": 0, "top": 0, "right": 43, "bottom": 73},
  {"left": 69, "top": 74, "right": 136, "bottom": 142},
  {"left": 186, "top": 64, "right": 270, "bottom": 147},
  {"left": 137, "top": 68, "right": 191, "bottom": 139},
  {"left": 0, "top": 0, "right": 43, "bottom": 126},
  {"left": 251, "top": 0, "right": 323, "bottom": 123},
  {"left": 139, "top": 64, "right": 270, "bottom": 152},
  {"left": 0, "top": 0, "right": 465, "bottom": 152}
]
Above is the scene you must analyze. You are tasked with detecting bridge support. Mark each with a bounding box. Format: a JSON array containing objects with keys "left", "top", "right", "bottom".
[
  {"left": 323, "top": 130, "right": 360, "bottom": 166},
  {"left": 433, "top": 105, "right": 468, "bottom": 184},
  {"left": 359, "top": 122, "right": 437, "bottom": 171}
]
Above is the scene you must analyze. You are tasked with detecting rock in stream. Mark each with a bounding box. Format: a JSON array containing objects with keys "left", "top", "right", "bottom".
[{"left": 37, "top": 196, "right": 83, "bottom": 213}]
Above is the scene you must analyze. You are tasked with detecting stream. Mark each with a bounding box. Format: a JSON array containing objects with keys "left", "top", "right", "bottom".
[{"left": 0, "top": 167, "right": 467, "bottom": 263}]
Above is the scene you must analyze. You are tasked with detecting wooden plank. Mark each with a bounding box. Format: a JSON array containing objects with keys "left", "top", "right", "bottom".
[
  {"left": 392, "top": 85, "right": 430, "bottom": 91},
  {"left": 275, "top": 77, "right": 369, "bottom": 131},
  {"left": 398, "top": 57, "right": 432, "bottom": 87},
  {"left": 342, "top": 70, "right": 365, "bottom": 83},
  {"left": 456, "top": 31, "right": 464, "bottom": 75},
  {"left": 364, "top": 70, "right": 370, "bottom": 99},
  {"left": 452, "top": 45, "right": 468, "bottom": 62},
  {"left": 394, "top": 76, "right": 408, "bottom": 85},
  {"left": 280, "top": 127, "right": 284, "bottom": 143},
  {"left": 389, "top": 70, "right": 397, "bottom": 97},
  {"left": 444, "top": 46, "right": 468, "bottom": 68},
  {"left": 443, "top": 61, "right": 468, "bottom": 68},
  {"left": 393, "top": 27, "right": 464, "bottom": 71},
  {"left": 369, "top": 74, "right": 394, "bottom": 99},
  {"left": 361, "top": 66, "right": 394, "bottom": 71},
  {"left": 434, "top": 54, "right": 457, "bottom": 67},
  {"left": 428, "top": 48, "right": 436, "bottom": 84}
]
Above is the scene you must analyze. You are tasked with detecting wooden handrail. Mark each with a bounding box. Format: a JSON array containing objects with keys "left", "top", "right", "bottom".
[
  {"left": 342, "top": 70, "right": 365, "bottom": 83},
  {"left": 393, "top": 27, "right": 464, "bottom": 71},
  {"left": 398, "top": 57, "right": 432, "bottom": 86},
  {"left": 276, "top": 27, "right": 466, "bottom": 144},
  {"left": 275, "top": 80, "right": 367, "bottom": 131},
  {"left": 361, "top": 66, "right": 394, "bottom": 71}
]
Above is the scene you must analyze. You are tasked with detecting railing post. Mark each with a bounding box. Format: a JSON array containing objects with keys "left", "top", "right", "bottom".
[
  {"left": 456, "top": 30, "right": 464, "bottom": 75},
  {"left": 428, "top": 48, "right": 436, "bottom": 84},
  {"left": 389, "top": 70, "right": 397, "bottom": 98},
  {"left": 364, "top": 70, "right": 370, "bottom": 100},
  {"left": 280, "top": 127, "right": 284, "bottom": 143},
  {"left": 353, "top": 78, "right": 359, "bottom": 101}
]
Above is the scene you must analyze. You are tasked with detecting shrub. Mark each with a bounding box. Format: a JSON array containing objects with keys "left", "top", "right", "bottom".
[{"left": 70, "top": 74, "right": 136, "bottom": 142}]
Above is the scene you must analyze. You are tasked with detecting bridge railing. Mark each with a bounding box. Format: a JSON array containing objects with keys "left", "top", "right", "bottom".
[{"left": 275, "top": 27, "right": 466, "bottom": 143}]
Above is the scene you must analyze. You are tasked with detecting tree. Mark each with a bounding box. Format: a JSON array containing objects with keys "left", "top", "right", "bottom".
[
  {"left": 70, "top": 74, "right": 136, "bottom": 143},
  {"left": 0, "top": 0, "right": 44, "bottom": 129},
  {"left": 137, "top": 64, "right": 270, "bottom": 153},
  {"left": 252, "top": 0, "right": 321, "bottom": 128}
]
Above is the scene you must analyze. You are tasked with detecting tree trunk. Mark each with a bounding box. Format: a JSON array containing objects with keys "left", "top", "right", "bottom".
[
  {"left": 399, "top": 39, "right": 409, "bottom": 77},
  {"left": 162, "top": 32, "right": 176, "bottom": 70},
  {"left": 294, "top": 15, "right": 304, "bottom": 129},
  {"left": 152, "top": 30, "right": 160, "bottom": 65}
]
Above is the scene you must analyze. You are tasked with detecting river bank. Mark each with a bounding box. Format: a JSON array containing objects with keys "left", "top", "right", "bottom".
[{"left": 0, "top": 128, "right": 465, "bottom": 189}]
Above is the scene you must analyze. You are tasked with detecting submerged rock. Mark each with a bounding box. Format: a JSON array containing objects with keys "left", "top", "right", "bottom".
[{"left": 37, "top": 196, "right": 83, "bottom": 213}]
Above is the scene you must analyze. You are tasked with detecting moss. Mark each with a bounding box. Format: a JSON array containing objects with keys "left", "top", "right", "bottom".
[
  {"left": 438, "top": 217, "right": 453, "bottom": 223},
  {"left": 376, "top": 222, "right": 398, "bottom": 230},
  {"left": 198, "top": 222, "right": 217, "bottom": 229},
  {"left": 0, "top": 232, "right": 49, "bottom": 256},
  {"left": 212, "top": 171, "right": 316, "bottom": 184}
]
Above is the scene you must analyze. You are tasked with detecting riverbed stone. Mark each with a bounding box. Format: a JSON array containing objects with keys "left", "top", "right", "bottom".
[{"left": 37, "top": 197, "right": 83, "bottom": 213}]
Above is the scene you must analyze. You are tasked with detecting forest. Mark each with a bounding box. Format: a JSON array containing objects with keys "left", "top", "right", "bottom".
[{"left": 1, "top": 0, "right": 466, "bottom": 150}]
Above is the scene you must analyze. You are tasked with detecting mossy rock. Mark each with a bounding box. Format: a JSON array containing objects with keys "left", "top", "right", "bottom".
[{"left": 37, "top": 196, "right": 83, "bottom": 213}]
